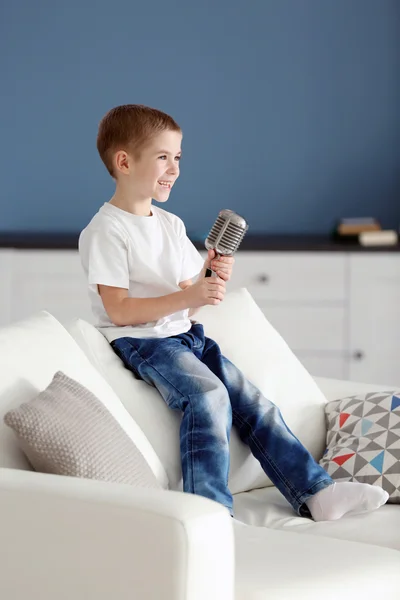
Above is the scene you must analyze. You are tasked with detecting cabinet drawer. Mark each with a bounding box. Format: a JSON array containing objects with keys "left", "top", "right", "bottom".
[
  {"left": 11, "top": 249, "right": 93, "bottom": 325},
  {"left": 229, "top": 252, "right": 346, "bottom": 302},
  {"left": 349, "top": 352, "right": 400, "bottom": 387},
  {"left": 259, "top": 304, "right": 346, "bottom": 352},
  {"left": 350, "top": 254, "right": 400, "bottom": 282},
  {"left": 14, "top": 250, "right": 83, "bottom": 276},
  {"left": 349, "top": 254, "right": 400, "bottom": 353},
  {"left": 12, "top": 278, "right": 93, "bottom": 325},
  {"left": 295, "top": 354, "right": 347, "bottom": 380}
]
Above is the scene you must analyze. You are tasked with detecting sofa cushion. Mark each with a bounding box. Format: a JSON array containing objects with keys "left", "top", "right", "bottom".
[
  {"left": 4, "top": 371, "right": 161, "bottom": 488},
  {"left": 234, "top": 519, "right": 400, "bottom": 599},
  {"left": 233, "top": 485, "right": 400, "bottom": 552},
  {"left": 68, "top": 288, "right": 328, "bottom": 494},
  {"left": 313, "top": 376, "right": 392, "bottom": 402},
  {"left": 320, "top": 390, "right": 400, "bottom": 502},
  {"left": 0, "top": 311, "right": 168, "bottom": 488}
]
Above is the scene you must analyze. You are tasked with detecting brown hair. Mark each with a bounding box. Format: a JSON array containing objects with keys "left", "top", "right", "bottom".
[{"left": 97, "top": 104, "right": 182, "bottom": 177}]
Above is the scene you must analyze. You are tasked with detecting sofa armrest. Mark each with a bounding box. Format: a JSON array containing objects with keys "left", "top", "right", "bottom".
[
  {"left": 0, "top": 468, "right": 234, "bottom": 600},
  {"left": 313, "top": 376, "right": 394, "bottom": 402}
]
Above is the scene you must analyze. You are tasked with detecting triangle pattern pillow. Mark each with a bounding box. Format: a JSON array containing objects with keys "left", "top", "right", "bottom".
[{"left": 320, "top": 390, "right": 400, "bottom": 502}]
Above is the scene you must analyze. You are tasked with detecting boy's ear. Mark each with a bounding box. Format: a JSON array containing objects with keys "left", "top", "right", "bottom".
[{"left": 114, "top": 150, "right": 130, "bottom": 175}]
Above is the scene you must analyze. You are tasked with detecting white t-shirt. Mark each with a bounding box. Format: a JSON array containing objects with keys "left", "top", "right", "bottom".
[{"left": 79, "top": 202, "right": 204, "bottom": 342}]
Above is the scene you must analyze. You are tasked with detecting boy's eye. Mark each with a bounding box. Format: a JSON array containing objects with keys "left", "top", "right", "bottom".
[{"left": 158, "top": 155, "right": 181, "bottom": 161}]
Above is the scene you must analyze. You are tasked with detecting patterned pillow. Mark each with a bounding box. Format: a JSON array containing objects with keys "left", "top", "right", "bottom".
[
  {"left": 320, "top": 391, "right": 400, "bottom": 503},
  {"left": 4, "top": 371, "right": 161, "bottom": 489}
]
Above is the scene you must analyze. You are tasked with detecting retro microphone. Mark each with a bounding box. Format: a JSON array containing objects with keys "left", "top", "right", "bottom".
[{"left": 204, "top": 209, "right": 249, "bottom": 277}]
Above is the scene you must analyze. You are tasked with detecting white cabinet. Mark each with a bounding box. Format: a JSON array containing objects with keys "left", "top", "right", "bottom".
[
  {"left": 1, "top": 247, "right": 399, "bottom": 385},
  {"left": 260, "top": 305, "right": 346, "bottom": 352},
  {"left": 228, "top": 252, "right": 348, "bottom": 380},
  {"left": 295, "top": 355, "right": 347, "bottom": 380},
  {"left": 229, "top": 252, "right": 346, "bottom": 302},
  {"left": 349, "top": 254, "right": 400, "bottom": 386},
  {"left": 11, "top": 250, "right": 93, "bottom": 325},
  {"left": 228, "top": 251, "right": 400, "bottom": 385},
  {"left": 1, "top": 249, "right": 93, "bottom": 327}
]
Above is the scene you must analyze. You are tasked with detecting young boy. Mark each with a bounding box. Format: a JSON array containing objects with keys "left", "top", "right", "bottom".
[{"left": 79, "top": 104, "right": 388, "bottom": 522}]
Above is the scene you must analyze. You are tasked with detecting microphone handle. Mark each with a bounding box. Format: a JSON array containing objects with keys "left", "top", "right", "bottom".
[{"left": 205, "top": 251, "right": 221, "bottom": 277}]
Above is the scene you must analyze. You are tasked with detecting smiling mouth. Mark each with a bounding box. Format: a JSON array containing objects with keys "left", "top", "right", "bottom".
[{"left": 158, "top": 180, "right": 172, "bottom": 190}]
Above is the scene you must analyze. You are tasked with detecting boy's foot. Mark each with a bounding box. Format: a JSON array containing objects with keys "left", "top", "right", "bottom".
[{"left": 306, "top": 481, "right": 389, "bottom": 522}]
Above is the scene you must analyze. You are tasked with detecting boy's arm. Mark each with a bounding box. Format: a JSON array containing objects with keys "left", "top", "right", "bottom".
[
  {"left": 178, "top": 253, "right": 213, "bottom": 317},
  {"left": 98, "top": 257, "right": 207, "bottom": 327},
  {"left": 98, "top": 285, "right": 192, "bottom": 327},
  {"left": 179, "top": 252, "right": 235, "bottom": 318},
  {"left": 179, "top": 279, "right": 200, "bottom": 318},
  {"left": 99, "top": 273, "right": 225, "bottom": 327},
  {"left": 98, "top": 251, "right": 229, "bottom": 327}
]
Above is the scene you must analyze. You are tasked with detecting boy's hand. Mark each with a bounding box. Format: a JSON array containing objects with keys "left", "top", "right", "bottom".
[
  {"left": 183, "top": 273, "right": 226, "bottom": 308},
  {"left": 207, "top": 249, "right": 234, "bottom": 282}
]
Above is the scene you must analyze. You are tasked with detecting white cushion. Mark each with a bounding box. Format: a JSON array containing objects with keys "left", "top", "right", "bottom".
[
  {"left": 0, "top": 311, "right": 168, "bottom": 488},
  {"left": 234, "top": 521, "right": 400, "bottom": 599},
  {"left": 233, "top": 485, "right": 400, "bottom": 552},
  {"left": 4, "top": 371, "right": 161, "bottom": 489},
  {"left": 68, "top": 288, "right": 328, "bottom": 494},
  {"left": 313, "top": 376, "right": 395, "bottom": 401}
]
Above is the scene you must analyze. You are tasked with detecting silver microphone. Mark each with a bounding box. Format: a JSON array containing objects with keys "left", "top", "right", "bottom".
[{"left": 204, "top": 209, "right": 248, "bottom": 277}]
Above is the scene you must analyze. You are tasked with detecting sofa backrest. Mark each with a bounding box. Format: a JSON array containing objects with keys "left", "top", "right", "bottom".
[
  {"left": 0, "top": 311, "right": 167, "bottom": 487},
  {"left": 67, "top": 288, "right": 329, "bottom": 495},
  {"left": 0, "top": 289, "right": 330, "bottom": 495}
]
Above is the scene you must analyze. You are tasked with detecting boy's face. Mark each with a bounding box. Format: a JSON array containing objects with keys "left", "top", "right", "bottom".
[{"left": 118, "top": 130, "right": 182, "bottom": 203}]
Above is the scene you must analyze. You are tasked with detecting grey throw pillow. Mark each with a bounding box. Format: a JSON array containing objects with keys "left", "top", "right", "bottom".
[
  {"left": 4, "top": 371, "right": 161, "bottom": 489},
  {"left": 320, "top": 390, "right": 400, "bottom": 503}
]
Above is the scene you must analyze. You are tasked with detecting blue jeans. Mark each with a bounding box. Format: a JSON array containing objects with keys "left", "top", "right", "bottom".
[{"left": 111, "top": 323, "right": 333, "bottom": 517}]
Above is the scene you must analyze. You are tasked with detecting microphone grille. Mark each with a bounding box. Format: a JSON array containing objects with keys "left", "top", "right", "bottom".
[
  {"left": 206, "top": 215, "right": 227, "bottom": 246},
  {"left": 205, "top": 209, "right": 248, "bottom": 255}
]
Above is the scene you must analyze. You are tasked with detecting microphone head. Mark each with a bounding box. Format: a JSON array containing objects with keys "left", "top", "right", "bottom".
[{"left": 205, "top": 209, "right": 248, "bottom": 255}]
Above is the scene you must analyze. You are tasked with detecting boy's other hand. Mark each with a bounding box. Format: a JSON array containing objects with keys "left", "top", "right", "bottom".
[
  {"left": 206, "top": 249, "right": 234, "bottom": 282},
  {"left": 183, "top": 273, "right": 226, "bottom": 308}
]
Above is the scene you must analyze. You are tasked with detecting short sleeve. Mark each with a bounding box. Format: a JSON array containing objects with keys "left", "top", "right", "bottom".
[
  {"left": 81, "top": 224, "right": 130, "bottom": 289},
  {"left": 178, "top": 220, "right": 204, "bottom": 282}
]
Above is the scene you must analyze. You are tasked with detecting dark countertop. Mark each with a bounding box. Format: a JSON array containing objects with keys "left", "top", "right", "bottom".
[{"left": 0, "top": 232, "right": 399, "bottom": 252}]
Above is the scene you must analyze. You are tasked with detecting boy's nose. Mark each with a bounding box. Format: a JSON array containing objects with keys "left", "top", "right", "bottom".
[{"left": 167, "top": 163, "right": 179, "bottom": 175}]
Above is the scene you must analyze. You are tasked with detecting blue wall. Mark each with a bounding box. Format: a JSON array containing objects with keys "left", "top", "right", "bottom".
[{"left": 1, "top": 0, "right": 399, "bottom": 236}]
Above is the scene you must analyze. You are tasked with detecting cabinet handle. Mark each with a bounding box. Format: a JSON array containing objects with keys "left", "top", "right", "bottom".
[
  {"left": 353, "top": 350, "right": 365, "bottom": 361},
  {"left": 257, "top": 274, "right": 270, "bottom": 284}
]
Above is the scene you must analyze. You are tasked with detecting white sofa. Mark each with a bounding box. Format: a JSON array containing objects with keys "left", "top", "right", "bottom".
[{"left": 0, "top": 288, "right": 399, "bottom": 600}]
